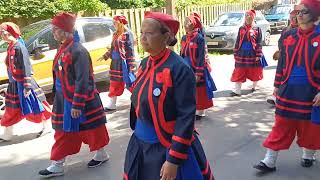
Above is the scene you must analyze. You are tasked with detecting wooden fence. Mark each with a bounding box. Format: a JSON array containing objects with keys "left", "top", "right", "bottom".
[{"left": 89, "top": 2, "right": 252, "bottom": 55}]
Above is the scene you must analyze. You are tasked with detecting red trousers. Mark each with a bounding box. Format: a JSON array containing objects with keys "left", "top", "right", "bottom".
[
  {"left": 196, "top": 86, "right": 213, "bottom": 110},
  {"left": 1, "top": 101, "right": 51, "bottom": 127},
  {"left": 263, "top": 115, "right": 320, "bottom": 151},
  {"left": 50, "top": 125, "right": 110, "bottom": 161},
  {"left": 231, "top": 67, "right": 263, "bottom": 83},
  {"left": 108, "top": 80, "right": 125, "bottom": 97}
]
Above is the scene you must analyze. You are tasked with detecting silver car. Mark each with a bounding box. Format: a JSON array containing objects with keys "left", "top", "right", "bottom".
[{"left": 205, "top": 11, "right": 271, "bottom": 51}]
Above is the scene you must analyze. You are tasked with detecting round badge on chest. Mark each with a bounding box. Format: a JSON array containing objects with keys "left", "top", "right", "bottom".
[
  {"left": 313, "top": 41, "right": 319, "bottom": 47},
  {"left": 153, "top": 88, "right": 161, "bottom": 97},
  {"left": 59, "top": 66, "right": 62, "bottom": 71}
]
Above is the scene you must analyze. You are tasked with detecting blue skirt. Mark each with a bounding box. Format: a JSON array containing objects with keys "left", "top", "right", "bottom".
[
  {"left": 123, "top": 119, "right": 214, "bottom": 180},
  {"left": 17, "top": 82, "right": 44, "bottom": 116}
]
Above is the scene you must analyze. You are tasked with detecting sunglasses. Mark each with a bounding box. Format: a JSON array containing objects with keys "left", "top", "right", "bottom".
[{"left": 297, "top": 9, "right": 310, "bottom": 16}]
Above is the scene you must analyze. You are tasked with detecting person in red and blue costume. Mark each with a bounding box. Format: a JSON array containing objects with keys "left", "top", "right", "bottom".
[
  {"left": 230, "top": 9, "right": 268, "bottom": 96},
  {"left": 99, "top": 15, "right": 136, "bottom": 111},
  {"left": 254, "top": 0, "right": 320, "bottom": 173},
  {"left": 267, "top": 8, "right": 299, "bottom": 105},
  {"left": 181, "top": 14, "right": 217, "bottom": 120},
  {"left": 0, "top": 22, "right": 51, "bottom": 142},
  {"left": 38, "top": 12, "right": 110, "bottom": 178},
  {"left": 123, "top": 11, "right": 214, "bottom": 180}
]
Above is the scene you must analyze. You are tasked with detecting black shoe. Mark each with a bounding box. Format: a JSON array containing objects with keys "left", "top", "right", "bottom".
[
  {"left": 267, "top": 99, "right": 276, "bottom": 105},
  {"left": 36, "top": 130, "right": 44, "bottom": 138},
  {"left": 230, "top": 92, "right": 241, "bottom": 97},
  {"left": 195, "top": 115, "right": 203, "bottom": 121},
  {"left": 253, "top": 162, "right": 276, "bottom": 173},
  {"left": 301, "top": 159, "right": 315, "bottom": 168},
  {"left": 87, "top": 159, "right": 108, "bottom": 168},
  {"left": 251, "top": 88, "right": 256, "bottom": 92},
  {"left": 104, "top": 107, "right": 116, "bottom": 112},
  {"left": 38, "top": 169, "right": 64, "bottom": 178}
]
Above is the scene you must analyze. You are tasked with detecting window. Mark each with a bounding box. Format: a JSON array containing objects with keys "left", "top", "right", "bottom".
[
  {"left": 83, "top": 23, "right": 112, "bottom": 42},
  {"left": 36, "top": 30, "right": 59, "bottom": 51}
]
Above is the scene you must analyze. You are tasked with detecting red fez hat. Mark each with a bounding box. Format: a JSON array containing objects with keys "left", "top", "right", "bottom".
[
  {"left": 144, "top": 11, "right": 180, "bottom": 36},
  {"left": 113, "top": 15, "right": 128, "bottom": 25},
  {"left": 300, "top": 0, "right": 320, "bottom": 19},
  {"left": 0, "top": 22, "right": 21, "bottom": 38},
  {"left": 52, "top": 12, "right": 76, "bottom": 33},
  {"left": 246, "top": 9, "right": 256, "bottom": 19},
  {"left": 187, "top": 15, "right": 202, "bottom": 29},
  {"left": 191, "top": 12, "right": 201, "bottom": 20}
]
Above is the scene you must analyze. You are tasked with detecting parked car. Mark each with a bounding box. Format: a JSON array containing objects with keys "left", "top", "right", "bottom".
[
  {"left": 0, "top": 17, "right": 141, "bottom": 93},
  {"left": 265, "top": 4, "right": 294, "bottom": 34},
  {"left": 205, "top": 11, "right": 271, "bottom": 51}
]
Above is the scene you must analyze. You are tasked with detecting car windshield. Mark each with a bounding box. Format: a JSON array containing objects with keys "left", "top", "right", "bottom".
[
  {"left": 213, "top": 13, "right": 243, "bottom": 26},
  {"left": 21, "top": 20, "right": 51, "bottom": 42},
  {"left": 267, "top": 6, "right": 292, "bottom": 15}
]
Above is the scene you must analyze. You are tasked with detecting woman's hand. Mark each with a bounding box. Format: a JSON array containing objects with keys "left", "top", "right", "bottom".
[
  {"left": 313, "top": 92, "right": 320, "bottom": 106},
  {"left": 256, "top": 57, "right": 260, "bottom": 61},
  {"left": 97, "top": 56, "right": 105, "bottom": 61},
  {"left": 273, "top": 87, "right": 279, "bottom": 96},
  {"left": 71, "top": 108, "right": 81, "bottom": 119},
  {"left": 160, "top": 161, "right": 178, "bottom": 180},
  {"left": 23, "top": 89, "right": 31, "bottom": 97},
  {"left": 195, "top": 76, "right": 201, "bottom": 82}
]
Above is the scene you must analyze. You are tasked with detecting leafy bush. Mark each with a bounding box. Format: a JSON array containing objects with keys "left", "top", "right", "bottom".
[{"left": 0, "top": 0, "right": 109, "bottom": 20}]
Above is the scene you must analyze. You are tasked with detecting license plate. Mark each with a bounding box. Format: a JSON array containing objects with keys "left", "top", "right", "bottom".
[{"left": 207, "top": 41, "right": 218, "bottom": 46}]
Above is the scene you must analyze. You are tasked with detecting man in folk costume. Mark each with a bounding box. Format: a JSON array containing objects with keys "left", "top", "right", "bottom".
[
  {"left": 99, "top": 15, "right": 136, "bottom": 111},
  {"left": 230, "top": 10, "right": 268, "bottom": 96},
  {"left": 39, "top": 13, "right": 110, "bottom": 178},
  {"left": 267, "top": 8, "right": 299, "bottom": 105},
  {"left": 181, "top": 14, "right": 217, "bottom": 120},
  {"left": 254, "top": 0, "right": 320, "bottom": 172},
  {"left": 0, "top": 22, "right": 51, "bottom": 142}
]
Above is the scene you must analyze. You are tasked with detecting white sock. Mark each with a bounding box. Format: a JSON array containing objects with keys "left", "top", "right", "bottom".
[
  {"left": 0, "top": 126, "right": 13, "bottom": 140},
  {"left": 234, "top": 83, "right": 242, "bottom": 95},
  {"left": 105, "top": 96, "right": 117, "bottom": 109},
  {"left": 196, "top": 110, "right": 206, "bottom": 117},
  {"left": 302, "top": 148, "right": 316, "bottom": 160},
  {"left": 93, "top": 147, "right": 109, "bottom": 161},
  {"left": 252, "top": 81, "right": 258, "bottom": 89},
  {"left": 47, "top": 158, "right": 65, "bottom": 173},
  {"left": 261, "top": 148, "right": 278, "bottom": 168}
]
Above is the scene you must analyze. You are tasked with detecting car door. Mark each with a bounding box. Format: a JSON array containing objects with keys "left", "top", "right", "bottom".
[
  {"left": 255, "top": 11, "right": 271, "bottom": 45},
  {"left": 77, "top": 20, "right": 114, "bottom": 82},
  {"left": 27, "top": 28, "right": 59, "bottom": 90}
]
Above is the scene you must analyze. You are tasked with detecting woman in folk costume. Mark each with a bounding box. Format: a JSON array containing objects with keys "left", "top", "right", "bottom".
[
  {"left": 39, "top": 12, "right": 110, "bottom": 178},
  {"left": 267, "top": 8, "right": 299, "bottom": 105},
  {"left": 123, "top": 12, "right": 214, "bottom": 180},
  {"left": 230, "top": 9, "right": 268, "bottom": 96},
  {"left": 254, "top": 0, "right": 320, "bottom": 172},
  {"left": 99, "top": 15, "right": 136, "bottom": 111},
  {"left": 180, "top": 14, "right": 217, "bottom": 120},
  {"left": 0, "top": 22, "right": 51, "bottom": 142}
]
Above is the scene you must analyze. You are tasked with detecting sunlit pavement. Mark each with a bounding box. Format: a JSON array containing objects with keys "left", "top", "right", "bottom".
[{"left": 0, "top": 34, "right": 319, "bottom": 180}]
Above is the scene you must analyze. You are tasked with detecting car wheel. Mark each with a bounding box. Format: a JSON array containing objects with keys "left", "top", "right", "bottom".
[
  {"left": 263, "top": 31, "right": 271, "bottom": 46},
  {"left": 0, "top": 84, "right": 8, "bottom": 118}
]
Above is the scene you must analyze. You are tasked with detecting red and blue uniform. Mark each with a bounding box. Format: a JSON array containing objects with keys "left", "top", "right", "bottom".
[
  {"left": 123, "top": 49, "right": 214, "bottom": 180},
  {"left": 106, "top": 31, "right": 135, "bottom": 97},
  {"left": 181, "top": 31, "right": 216, "bottom": 110},
  {"left": 50, "top": 38, "right": 109, "bottom": 160},
  {"left": 231, "top": 25, "right": 267, "bottom": 83},
  {"left": 263, "top": 25, "right": 320, "bottom": 150},
  {"left": 1, "top": 41, "right": 51, "bottom": 126}
]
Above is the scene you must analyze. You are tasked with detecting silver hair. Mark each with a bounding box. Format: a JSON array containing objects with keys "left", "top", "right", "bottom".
[{"left": 52, "top": 25, "right": 74, "bottom": 38}]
